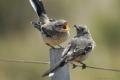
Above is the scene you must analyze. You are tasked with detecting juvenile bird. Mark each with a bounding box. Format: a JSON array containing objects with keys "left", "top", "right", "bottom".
[
  {"left": 29, "top": 0, "right": 70, "bottom": 48},
  {"left": 42, "top": 25, "right": 96, "bottom": 77}
]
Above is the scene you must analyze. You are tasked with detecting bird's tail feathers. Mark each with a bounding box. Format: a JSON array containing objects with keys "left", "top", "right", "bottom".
[
  {"left": 42, "top": 58, "right": 66, "bottom": 77},
  {"left": 29, "top": 0, "right": 49, "bottom": 23}
]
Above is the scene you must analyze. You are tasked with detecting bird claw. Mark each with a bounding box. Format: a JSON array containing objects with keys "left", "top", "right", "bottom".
[
  {"left": 46, "top": 43, "right": 55, "bottom": 49},
  {"left": 81, "top": 63, "right": 86, "bottom": 69},
  {"left": 72, "top": 64, "right": 77, "bottom": 69},
  {"left": 57, "top": 45, "right": 64, "bottom": 49}
]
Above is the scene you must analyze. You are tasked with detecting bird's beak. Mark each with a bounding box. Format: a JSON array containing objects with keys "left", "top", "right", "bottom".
[
  {"left": 74, "top": 25, "right": 79, "bottom": 31},
  {"left": 63, "top": 22, "right": 69, "bottom": 31}
]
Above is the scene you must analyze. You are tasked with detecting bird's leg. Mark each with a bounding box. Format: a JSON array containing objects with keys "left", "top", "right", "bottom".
[
  {"left": 72, "top": 64, "right": 77, "bottom": 69},
  {"left": 46, "top": 43, "right": 55, "bottom": 49},
  {"left": 71, "top": 63, "right": 77, "bottom": 69},
  {"left": 80, "top": 62, "right": 86, "bottom": 69},
  {"left": 57, "top": 45, "right": 64, "bottom": 48}
]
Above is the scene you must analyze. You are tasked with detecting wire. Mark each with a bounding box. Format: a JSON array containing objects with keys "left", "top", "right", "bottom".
[
  {"left": 0, "top": 58, "right": 120, "bottom": 72},
  {"left": 77, "top": 64, "right": 120, "bottom": 72},
  {"left": 0, "top": 58, "right": 49, "bottom": 64}
]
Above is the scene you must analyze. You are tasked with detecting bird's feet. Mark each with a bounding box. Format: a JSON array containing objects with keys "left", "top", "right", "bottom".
[
  {"left": 57, "top": 45, "right": 64, "bottom": 49},
  {"left": 46, "top": 43, "right": 55, "bottom": 49},
  {"left": 46, "top": 43, "right": 64, "bottom": 49},
  {"left": 80, "top": 63, "right": 87, "bottom": 69},
  {"left": 70, "top": 63, "right": 77, "bottom": 69},
  {"left": 72, "top": 64, "right": 77, "bottom": 69}
]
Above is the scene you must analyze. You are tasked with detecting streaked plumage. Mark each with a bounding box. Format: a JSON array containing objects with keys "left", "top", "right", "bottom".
[
  {"left": 42, "top": 25, "right": 96, "bottom": 77},
  {"left": 29, "top": 0, "right": 70, "bottom": 47}
]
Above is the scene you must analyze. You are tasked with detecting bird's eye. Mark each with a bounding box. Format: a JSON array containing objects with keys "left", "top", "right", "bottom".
[
  {"left": 57, "top": 24, "right": 63, "bottom": 26},
  {"left": 84, "top": 31, "right": 88, "bottom": 34},
  {"left": 80, "top": 28, "right": 84, "bottom": 32},
  {"left": 55, "top": 23, "right": 61, "bottom": 27}
]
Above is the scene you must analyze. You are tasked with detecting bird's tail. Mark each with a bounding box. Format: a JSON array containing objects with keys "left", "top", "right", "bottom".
[
  {"left": 29, "top": 0, "right": 49, "bottom": 23},
  {"left": 42, "top": 58, "right": 67, "bottom": 77}
]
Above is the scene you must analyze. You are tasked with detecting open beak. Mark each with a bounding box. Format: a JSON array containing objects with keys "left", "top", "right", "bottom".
[{"left": 63, "top": 22, "right": 69, "bottom": 31}]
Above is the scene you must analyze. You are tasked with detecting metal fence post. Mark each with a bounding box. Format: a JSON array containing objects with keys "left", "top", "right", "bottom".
[{"left": 50, "top": 48, "right": 70, "bottom": 80}]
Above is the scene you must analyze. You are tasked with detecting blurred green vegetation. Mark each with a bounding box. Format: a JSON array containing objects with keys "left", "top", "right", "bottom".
[{"left": 0, "top": 0, "right": 120, "bottom": 80}]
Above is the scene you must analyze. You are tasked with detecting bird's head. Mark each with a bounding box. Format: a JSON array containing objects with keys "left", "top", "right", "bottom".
[
  {"left": 74, "top": 25, "right": 90, "bottom": 37},
  {"left": 53, "top": 19, "right": 69, "bottom": 32}
]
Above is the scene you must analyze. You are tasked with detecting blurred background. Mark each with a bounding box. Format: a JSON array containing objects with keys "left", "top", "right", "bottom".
[{"left": 0, "top": 0, "right": 120, "bottom": 80}]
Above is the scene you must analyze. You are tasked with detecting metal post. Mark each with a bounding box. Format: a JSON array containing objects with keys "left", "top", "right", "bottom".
[{"left": 50, "top": 48, "right": 70, "bottom": 80}]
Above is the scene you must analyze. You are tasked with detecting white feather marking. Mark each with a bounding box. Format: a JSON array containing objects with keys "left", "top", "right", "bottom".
[
  {"left": 48, "top": 73, "right": 55, "bottom": 77},
  {"left": 29, "top": 0, "right": 37, "bottom": 12}
]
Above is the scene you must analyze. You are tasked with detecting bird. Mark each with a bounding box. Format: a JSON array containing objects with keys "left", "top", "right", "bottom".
[
  {"left": 29, "top": 0, "right": 70, "bottom": 48},
  {"left": 42, "top": 25, "right": 96, "bottom": 77}
]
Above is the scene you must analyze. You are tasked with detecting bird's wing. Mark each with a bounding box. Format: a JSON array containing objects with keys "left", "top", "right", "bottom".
[
  {"left": 61, "top": 39, "right": 77, "bottom": 57},
  {"left": 74, "top": 40, "right": 93, "bottom": 56},
  {"left": 42, "top": 41, "right": 74, "bottom": 77},
  {"left": 41, "top": 27, "right": 57, "bottom": 37},
  {"left": 83, "top": 42, "right": 93, "bottom": 53},
  {"left": 32, "top": 20, "right": 42, "bottom": 31}
]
